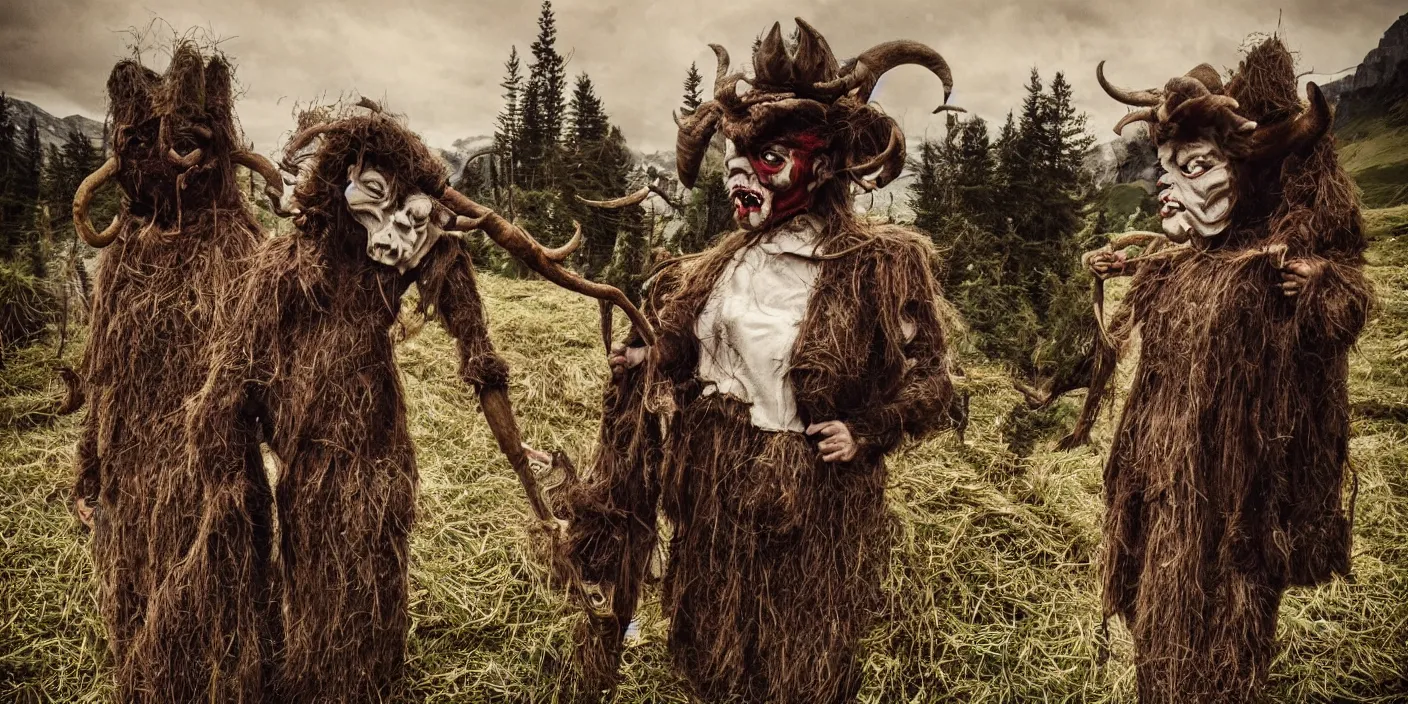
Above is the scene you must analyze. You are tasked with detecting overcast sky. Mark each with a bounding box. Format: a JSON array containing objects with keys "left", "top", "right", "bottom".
[{"left": 0, "top": 0, "right": 1401, "bottom": 155}]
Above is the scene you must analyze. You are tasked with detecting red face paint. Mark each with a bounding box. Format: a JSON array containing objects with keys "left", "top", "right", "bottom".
[{"left": 726, "top": 132, "right": 828, "bottom": 230}]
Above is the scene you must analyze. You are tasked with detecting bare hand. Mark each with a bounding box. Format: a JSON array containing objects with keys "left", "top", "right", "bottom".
[
  {"left": 807, "top": 420, "right": 857, "bottom": 463},
  {"left": 608, "top": 343, "right": 648, "bottom": 378},
  {"left": 1085, "top": 250, "right": 1127, "bottom": 280},
  {"left": 1279, "top": 258, "right": 1323, "bottom": 297},
  {"left": 75, "top": 497, "right": 94, "bottom": 530}
]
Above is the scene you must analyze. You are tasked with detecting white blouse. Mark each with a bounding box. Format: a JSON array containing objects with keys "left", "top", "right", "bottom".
[{"left": 694, "top": 216, "right": 824, "bottom": 432}]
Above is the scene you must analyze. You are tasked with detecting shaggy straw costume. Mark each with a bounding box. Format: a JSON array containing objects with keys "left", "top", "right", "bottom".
[
  {"left": 560, "top": 20, "right": 958, "bottom": 703},
  {"left": 1090, "top": 39, "right": 1372, "bottom": 702},
  {"left": 186, "top": 107, "right": 636, "bottom": 702},
  {"left": 70, "top": 44, "right": 287, "bottom": 701}
]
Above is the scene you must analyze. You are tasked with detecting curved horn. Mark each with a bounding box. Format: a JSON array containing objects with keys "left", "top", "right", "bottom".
[
  {"left": 166, "top": 147, "right": 204, "bottom": 169},
  {"left": 73, "top": 157, "right": 121, "bottom": 248},
  {"left": 455, "top": 146, "right": 497, "bottom": 185},
  {"left": 1113, "top": 108, "right": 1157, "bottom": 136},
  {"left": 812, "top": 40, "right": 955, "bottom": 108},
  {"left": 1185, "top": 63, "right": 1223, "bottom": 93},
  {"left": 1248, "top": 82, "right": 1331, "bottom": 159},
  {"left": 1097, "top": 61, "right": 1163, "bottom": 107},
  {"left": 231, "top": 149, "right": 295, "bottom": 217},
  {"left": 1164, "top": 75, "right": 1212, "bottom": 99},
  {"left": 676, "top": 102, "right": 724, "bottom": 189},
  {"left": 546, "top": 221, "right": 582, "bottom": 262},
  {"left": 437, "top": 187, "right": 656, "bottom": 345},
  {"left": 709, "top": 43, "right": 730, "bottom": 85},
  {"left": 577, "top": 186, "right": 650, "bottom": 209},
  {"left": 281, "top": 122, "right": 339, "bottom": 172},
  {"left": 843, "top": 124, "right": 905, "bottom": 190}
]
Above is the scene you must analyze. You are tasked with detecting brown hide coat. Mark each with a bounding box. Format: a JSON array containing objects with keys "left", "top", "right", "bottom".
[
  {"left": 563, "top": 219, "right": 955, "bottom": 703},
  {"left": 1102, "top": 138, "right": 1371, "bottom": 702}
]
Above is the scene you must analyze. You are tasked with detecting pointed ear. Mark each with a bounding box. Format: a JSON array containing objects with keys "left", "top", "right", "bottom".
[
  {"left": 164, "top": 42, "right": 207, "bottom": 120},
  {"left": 203, "top": 54, "right": 235, "bottom": 128},
  {"left": 107, "top": 60, "right": 157, "bottom": 132},
  {"left": 812, "top": 153, "right": 833, "bottom": 185}
]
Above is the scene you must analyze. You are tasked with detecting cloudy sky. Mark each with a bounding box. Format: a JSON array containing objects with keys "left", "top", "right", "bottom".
[{"left": 0, "top": 0, "right": 1401, "bottom": 155}]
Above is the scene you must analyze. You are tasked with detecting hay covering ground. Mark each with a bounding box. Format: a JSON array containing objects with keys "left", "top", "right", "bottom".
[{"left": 2, "top": 208, "right": 1407, "bottom": 702}]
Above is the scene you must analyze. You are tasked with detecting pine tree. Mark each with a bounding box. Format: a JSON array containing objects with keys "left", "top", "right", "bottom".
[
  {"left": 682, "top": 62, "right": 703, "bottom": 115},
  {"left": 563, "top": 72, "right": 619, "bottom": 278},
  {"left": 567, "top": 73, "right": 608, "bottom": 149},
  {"left": 0, "top": 93, "right": 16, "bottom": 260},
  {"left": 18, "top": 116, "right": 43, "bottom": 275},
  {"left": 493, "top": 46, "right": 523, "bottom": 208},
  {"left": 520, "top": 0, "right": 567, "bottom": 188}
]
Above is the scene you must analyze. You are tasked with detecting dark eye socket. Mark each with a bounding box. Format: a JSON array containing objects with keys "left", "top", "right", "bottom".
[
  {"left": 760, "top": 150, "right": 786, "bottom": 166},
  {"left": 361, "top": 181, "right": 386, "bottom": 198}
]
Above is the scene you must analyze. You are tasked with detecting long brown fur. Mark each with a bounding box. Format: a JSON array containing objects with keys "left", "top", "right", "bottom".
[
  {"left": 74, "top": 43, "right": 276, "bottom": 702},
  {"left": 1098, "top": 39, "right": 1373, "bottom": 702},
  {"left": 559, "top": 32, "right": 958, "bottom": 692},
  {"left": 185, "top": 110, "right": 509, "bottom": 703}
]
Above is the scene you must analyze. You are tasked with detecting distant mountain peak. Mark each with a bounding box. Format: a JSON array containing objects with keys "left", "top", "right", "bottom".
[{"left": 4, "top": 97, "right": 105, "bottom": 150}]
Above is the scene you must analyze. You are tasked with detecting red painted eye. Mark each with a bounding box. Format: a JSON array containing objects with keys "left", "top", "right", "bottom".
[{"left": 760, "top": 150, "right": 786, "bottom": 167}]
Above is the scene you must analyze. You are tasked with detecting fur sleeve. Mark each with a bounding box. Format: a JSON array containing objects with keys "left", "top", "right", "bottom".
[
  {"left": 1292, "top": 256, "right": 1373, "bottom": 352},
  {"left": 417, "top": 237, "right": 510, "bottom": 392},
  {"left": 556, "top": 267, "right": 680, "bottom": 691},
  {"left": 847, "top": 232, "right": 956, "bottom": 456}
]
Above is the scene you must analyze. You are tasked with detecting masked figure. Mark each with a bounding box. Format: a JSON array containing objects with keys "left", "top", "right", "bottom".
[
  {"left": 69, "top": 43, "right": 287, "bottom": 702},
  {"left": 184, "top": 104, "right": 642, "bottom": 702},
  {"left": 559, "top": 19, "right": 960, "bottom": 703},
  {"left": 1084, "top": 38, "right": 1373, "bottom": 702}
]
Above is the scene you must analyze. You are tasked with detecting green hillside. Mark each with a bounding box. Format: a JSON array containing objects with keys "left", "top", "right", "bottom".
[{"left": 1339, "top": 116, "right": 1408, "bottom": 209}]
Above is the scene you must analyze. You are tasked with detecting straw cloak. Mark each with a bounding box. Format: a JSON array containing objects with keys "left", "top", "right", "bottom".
[
  {"left": 1096, "top": 41, "right": 1373, "bottom": 701},
  {"left": 71, "top": 46, "right": 278, "bottom": 701},
  {"left": 563, "top": 217, "right": 956, "bottom": 702},
  {"left": 184, "top": 115, "right": 510, "bottom": 703}
]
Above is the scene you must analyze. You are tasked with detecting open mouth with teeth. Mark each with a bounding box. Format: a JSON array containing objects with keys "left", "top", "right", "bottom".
[
  {"left": 1159, "top": 198, "right": 1186, "bottom": 219},
  {"left": 732, "top": 186, "right": 765, "bottom": 215}
]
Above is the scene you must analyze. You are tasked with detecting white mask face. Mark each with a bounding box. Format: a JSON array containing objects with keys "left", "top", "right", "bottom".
[
  {"left": 1156, "top": 138, "right": 1235, "bottom": 243},
  {"left": 344, "top": 165, "right": 444, "bottom": 272}
]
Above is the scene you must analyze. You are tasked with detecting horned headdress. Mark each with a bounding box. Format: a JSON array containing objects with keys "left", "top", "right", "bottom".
[
  {"left": 1097, "top": 50, "right": 1331, "bottom": 161},
  {"left": 596, "top": 17, "right": 961, "bottom": 209}
]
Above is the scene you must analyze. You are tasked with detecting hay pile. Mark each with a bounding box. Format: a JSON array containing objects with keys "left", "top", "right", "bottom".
[{"left": 2, "top": 216, "right": 1405, "bottom": 700}]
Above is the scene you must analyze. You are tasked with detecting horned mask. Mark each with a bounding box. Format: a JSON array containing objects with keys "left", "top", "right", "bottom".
[
  {"left": 72, "top": 43, "right": 286, "bottom": 248},
  {"left": 1098, "top": 56, "right": 1331, "bottom": 244},
  {"left": 584, "top": 18, "right": 960, "bottom": 230}
]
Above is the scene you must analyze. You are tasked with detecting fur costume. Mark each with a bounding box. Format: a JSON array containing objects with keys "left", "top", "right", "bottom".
[
  {"left": 185, "top": 106, "right": 638, "bottom": 702},
  {"left": 69, "top": 43, "right": 286, "bottom": 702},
  {"left": 559, "top": 19, "right": 959, "bottom": 703},
  {"left": 1088, "top": 38, "right": 1373, "bottom": 702}
]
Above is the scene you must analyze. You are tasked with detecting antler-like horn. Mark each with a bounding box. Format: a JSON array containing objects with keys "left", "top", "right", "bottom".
[
  {"left": 437, "top": 187, "right": 656, "bottom": 344},
  {"left": 478, "top": 386, "right": 564, "bottom": 531},
  {"left": 1248, "top": 82, "right": 1331, "bottom": 159},
  {"left": 812, "top": 40, "right": 956, "bottom": 109},
  {"left": 1097, "top": 61, "right": 1163, "bottom": 107},
  {"left": 231, "top": 149, "right": 295, "bottom": 217},
  {"left": 577, "top": 183, "right": 683, "bottom": 211},
  {"left": 73, "top": 157, "right": 121, "bottom": 248},
  {"left": 578, "top": 187, "right": 651, "bottom": 209}
]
